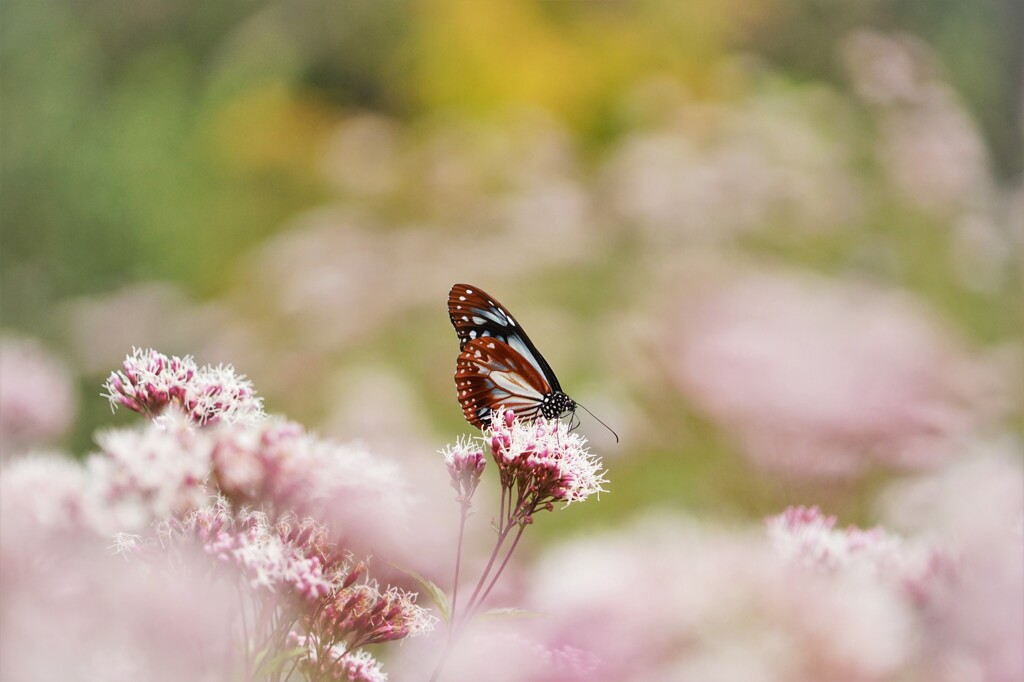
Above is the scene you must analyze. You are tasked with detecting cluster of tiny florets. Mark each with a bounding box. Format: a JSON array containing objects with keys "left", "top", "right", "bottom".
[
  {"left": 288, "top": 633, "right": 389, "bottom": 682},
  {"left": 442, "top": 436, "right": 486, "bottom": 504},
  {"left": 103, "top": 347, "right": 264, "bottom": 426},
  {"left": 318, "top": 583, "right": 437, "bottom": 648},
  {"left": 163, "top": 502, "right": 343, "bottom": 600},
  {"left": 485, "top": 408, "right": 606, "bottom": 522}
]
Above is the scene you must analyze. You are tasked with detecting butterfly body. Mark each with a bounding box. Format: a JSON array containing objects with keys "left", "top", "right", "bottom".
[{"left": 449, "top": 284, "right": 576, "bottom": 429}]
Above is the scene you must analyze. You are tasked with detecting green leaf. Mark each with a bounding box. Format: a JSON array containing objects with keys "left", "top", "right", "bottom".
[
  {"left": 255, "top": 646, "right": 306, "bottom": 676},
  {"left": 385, "top": 560, "right": 452, "bottom": 623}
]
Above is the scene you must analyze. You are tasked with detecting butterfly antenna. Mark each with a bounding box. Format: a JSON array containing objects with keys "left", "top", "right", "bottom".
[{"left": 574, "top": 402, "right": 619, "bottom": 443}]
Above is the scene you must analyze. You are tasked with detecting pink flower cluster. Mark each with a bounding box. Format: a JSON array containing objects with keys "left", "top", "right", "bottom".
[
  {"left": 103, "top": 347, "right": 264, "bottom": 425},
  {"left": 486, "top": 408, "right": 606, "bottom": 521},
  {"left": 157, "top": 501, "right": 435, "bottom": 663},
  {"left": 766, "top": 505, "right": 950, "bottom": 602},
  {"left": 208, "top": 416, "right": 413, "bottom": 558},
  {"left": 289, "top": 633, "right": 389, "bottom": 682},
  {"left": 426, "top": 409, "right": 609, "bottom": 681},
  {"left": 1, "top": 348, "right": 435, "bottom": 681},
  {"left": 318, "top": 582, "right": 436, "bottom": 647},
  {"left": 442, "top": 436, "right": 486, "bottom": 504},
  {"left": 176, "top": 503, "right": 339, "bottom": 599}
]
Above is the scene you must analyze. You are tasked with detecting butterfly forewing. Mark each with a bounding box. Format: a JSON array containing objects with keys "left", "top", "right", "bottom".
[
  {"left": 448, "top": 283, "right": 562, "bottom": 392},
  {"left": 455, "top": 337, "right": 553, "bottom": 429}
]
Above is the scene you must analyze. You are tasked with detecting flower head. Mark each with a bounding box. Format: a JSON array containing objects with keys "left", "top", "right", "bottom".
[
  {"left": 288, "top": 633, "right": 389, "bottom": 682},
  {"left": 485, "top": 408, "right": 606, "bottom": 522},
  {"left": 441, "top": 435, "right": 486, "bottom": 504},
  {"left": 319, "top": 582, "right": 437, "bottom": 647},
  {"left": 104, "top": 347, "right": 264, "bottom": 426}
]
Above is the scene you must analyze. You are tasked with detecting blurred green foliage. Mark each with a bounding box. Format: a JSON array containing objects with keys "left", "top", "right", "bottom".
[{"left": 3, "top": 0, "right": 1019, "bottom": 325}]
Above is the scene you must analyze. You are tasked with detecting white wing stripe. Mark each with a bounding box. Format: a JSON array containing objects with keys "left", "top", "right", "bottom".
[
  {"left": 490, "top": 369, "right": 544, "bottom": 400},
  {"left": 506, "top": 335, "right": 546, "bottom": 380}
]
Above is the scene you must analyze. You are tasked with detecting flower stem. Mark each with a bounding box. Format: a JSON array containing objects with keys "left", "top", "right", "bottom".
[
  {"left": 463, "top": 522, "right": 527, "bottom": 626},
  {"left": 458, "top": 524, "right": 513, "bottom": 626},
  {"left": 448, "top": 504, "right": 470, "bottom": 634}
]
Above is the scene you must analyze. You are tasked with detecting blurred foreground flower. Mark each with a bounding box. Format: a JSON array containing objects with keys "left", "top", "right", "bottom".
[
  {"left": 1, "top": 348, "right": 434, "bottom": 681},
  {"left": 881, "top": 445, "right": 1024, "bottom": 682},
  {"left": 479, "top": 514, "right": 918, "bottom": 682},
  {"left": 458, "top": 451, "right": 1016, "bottom": 682},
  {"left": 766, "top": 505, "right": 950, "bottom": 603}
]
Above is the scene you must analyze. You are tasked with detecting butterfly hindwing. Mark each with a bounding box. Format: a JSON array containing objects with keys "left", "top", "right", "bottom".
[
  {"left": 448, "top": 283, "right": 562, "bottom": 392},
  {"left": 455, "top": 337, "right": 553, "bottom": 429}
]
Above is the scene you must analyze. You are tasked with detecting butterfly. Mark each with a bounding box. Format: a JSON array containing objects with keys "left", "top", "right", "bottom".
[{"left": 448, "top": 283, "right": 578, "bottom": 430}]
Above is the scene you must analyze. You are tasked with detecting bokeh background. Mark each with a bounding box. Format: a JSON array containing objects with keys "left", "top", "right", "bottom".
[{"left": 2, "top": 0, "right": 1022, "bottom": 534}]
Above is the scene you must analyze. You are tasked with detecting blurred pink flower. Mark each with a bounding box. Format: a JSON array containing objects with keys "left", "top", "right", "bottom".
[
  {"left": 0, "top": 336, "right": 77, "bottom": 458},
  {"left": 104, "top": 347, "right": 264, "bottom": 426},
  {"left": 209, "top": 416, "right": 415, "bottom": 560},
  {"left": 880, "top": 443, "right": 1024, "bottom": 682},
  {"left": 1, "top": 530, "right": 238, "bottom": 682},
  {"left": 841, "top": 30, "right": 991, "bottom": 215},
  {"left": 879, "top": 90, "right": 990, "bottom": 215},
  {"left": 766, "top": 505, "right": 949, "bottom": 602},
  {"left": 405, "top": 626, "right": 599, "bottom": 682},
  {"left": 603, "top": 88, "right": 859, "bottom": 242},
  {"left": 88, "top": 409, "right": 215, "bottom": 532},
  {"left": 842, "top": 30, "right": 938, "bottom": 106},
  {"left": 523, "top": 514, "right": 917, "bottom": 682},
  {"left": 157, "top": 494, "right": 434, "bottom": 677},
  {"left": 0, "top": 454, "right": 93, "bottom": 550},
  {"left": 663, "top": 271, "right": 998, "bottom": 478}
]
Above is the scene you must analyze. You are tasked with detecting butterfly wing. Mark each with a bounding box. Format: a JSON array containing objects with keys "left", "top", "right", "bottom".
[
  {"left": 455, "top": 337, "right": 553, "bottom": 429},
  {"left": 448, "top": 283, "right": 562, "bottom": 392}
]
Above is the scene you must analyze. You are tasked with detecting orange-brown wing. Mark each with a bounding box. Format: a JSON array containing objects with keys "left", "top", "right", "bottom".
[
  {"left": 455, "top": 337, "right": 553, "bottom": 429},
  {"left": 447, "top": 283, "right": 563, "bottom": 392}
]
